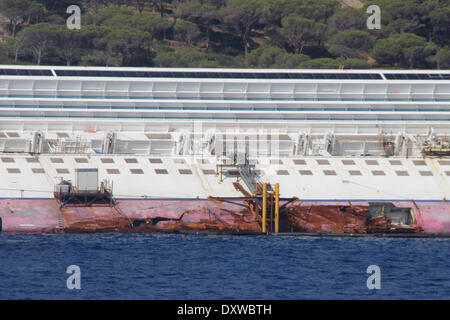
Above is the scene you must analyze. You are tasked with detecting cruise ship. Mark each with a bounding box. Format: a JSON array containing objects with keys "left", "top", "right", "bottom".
[{"left": 0, "top": 65, "right": 449, "bottom": 235}]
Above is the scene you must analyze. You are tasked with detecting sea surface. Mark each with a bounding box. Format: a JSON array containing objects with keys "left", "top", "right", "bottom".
[{"left": 0, "top": 233, "right": 449, "bottom": 300}]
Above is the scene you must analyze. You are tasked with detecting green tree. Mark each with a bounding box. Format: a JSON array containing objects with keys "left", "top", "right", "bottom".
[
  {"left": 264, "top": 0, "right": 338, "bottom": 25},
  {"left": 18, "top": 23, "right": 54, "bottom": 65},
  {"left": 104, "top": 26, "right": 151, "bottom": 65},
  {"left": 371, "top": 33, "right": 437, "bottom": 68},
  {"left": 174, "top": 21, "right": 201, "bottom": 46},
  {"left": 174, "top": 0, "right": 218, "bottom": 52},
  {"left": 429, "top": 6, "right": 450, "bottom": 46},
  {"left": 51, "top": 26, "right": 84, "bottom": 66},
  {"left": 429, "top": 47, "right": 450, "bottom": 69},
  {"left": 220, "top": 0, "right": 265, "bottom": 57},
  {"left": 279, "top": 15, "right": 315, "bottom": 54},
  {"left": 133, "top": 0, "right": 152, "bottom": 13},
  {"left": 299, "top": 57, "right": 370, "bottom": 69},
  {"left": 299, "top": 57, "right": 342, "bottom": 69},
  {"left": 154, "top": 48, "right": 207, "bottom": 67},
  {"left": 328, "top": 7, "right": 366, "bottom": 32},
  {"left": 0, "top": 0, "right": 44, "bottom": 38},
  {"left": 151, "top": 0, "right": 172, "bottom": 17},
  {"left": 247, "top": 46, "right": 309, "bottom": 68},
  {"left": 327, "top": 30, "right": 373, "bottom": 59}
]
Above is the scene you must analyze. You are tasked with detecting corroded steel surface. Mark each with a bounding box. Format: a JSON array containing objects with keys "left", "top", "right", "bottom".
[
  {"left": 285, "top": 201, "right": 424, "bottom": 234},
  {"left": 285, "top": 205, "right": 368, "bottom": 233},
  {"left": 60, "top": 200, "right": 261, "bottom": 233},
  {"left": 0, "top": 199, "right": 449, "bottom": 234}
]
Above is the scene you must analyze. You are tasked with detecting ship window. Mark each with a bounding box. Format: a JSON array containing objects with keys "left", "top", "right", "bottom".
[
  {"left": 413, "top": 160, "right": 426, "bottom": 166},
  {"left": 106, "top": 169, "right": 120, "bottom": 174},
  {"left": 293, "top": 159, "right": 306, "bottom": 165},
  {"left": 342, "top": 160, "right": 356, "bottom": 165},
  {"left": 419, "top": 171, "right": 433, "bottom": 176},
  {"left": 173, "top": 159, "right": 186, "bottom": 164},
  {"left": 179, "top": 169, "right": 192, "bottom": 175},
  {"left": 316, "top": 159, "right": 330, "bottom": 165},
  {"left": 389, "top": 160, "right": 402, "bottom": 165},
  {"left": 1, "top": 157, "right": 14, "bottom": 163},
  {"left": 145, "top": 133, "right": 171, "bottom": 139},
  {"left": 202, "top": 169, "right": 215, "bottom": 175},
  {"left": 0, "top": 68, "right": 53, "bottom": 76},
  {"left": 365, "top": 160, "right": 379, "bottom": 165},
  {"left": 124, "top": 158, "right": 138, "bottom": 163},
  {"left": 26, "top": 157, "right": 39, "bottom": 163},
  {"left": 445, "top": 171, "right": 450, "bottom": 176},
  {"left": 56, "top": 168, "right": 69, "bottom": 174},
  {"left": 155, "top": 169, "right": 168, "bottom": 174},
  {"left": 56, "top": 132, "right": 69, "bottom": 138},
  {"left": 383, "top": 73, "right": 450, "bottom": 80},
  {"left": 250, "top": 159, "right": 259, "bottom": 165},
  {"left": 149, "top": 158, "right": 162, "bottom": 164},
  {"left": 255, "top": 170, "right": 264, "bottom": 175},
  {"left": 372, "top": 170, "right": 385, "bottom": 176},
  {"left": 7, "top": 168, "right": 20, "bottom": 173},
  {"left": 197, "top": 159, "right": 209, "bottom": 164},
  {"left": 130, "top": 169, "right": 144, "bottom": 174},
  {"left": 323, "top": 170, "right": 337, "bottom": 176},
  {"left": 6, "top": 132, "right": 19, "bottom": 137},
  {"left": 0, "top": 132, "right": 6, "bottom": 138},
  {"left": 349, "top": 170, "right": 362, "bottom": 176},
  {"left": 101, "top": 158, "right": 114, "bottom": 163},
  {"left": 276, "top": 170, "right": 289, "bottom": 175},
  {"left": 32, "top": 168, "right": 45, "bottom": 173},
  {"left": 439, "top": 160, "right": 450, "bottom": 166},
  {"left": 299, "top": 170, "right": 313, "bottom": 175},
  {"left": 51, "top": 158, "right": 64, "bottom": 163},
  {"left": 270, "top": 159, "right": 283, "bottom": 165},
  {"left": 396, "top": 170, "right": 409, "bottom": 176},
  {"left": 279, "top": 134, "right": 292, "bottom": 141},
  {"left": 75, "top": 158, "right": 88, "bottom": 163}
]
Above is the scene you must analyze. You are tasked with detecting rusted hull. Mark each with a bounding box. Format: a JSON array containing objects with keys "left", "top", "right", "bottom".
[
  {"left": 284, "top": 201, "right": 450, "bottom": 234},
  {"left": 0, "top": 199, "right": 261, "bottom": 234},
  {"left": 285, "top": 203, "right": 421, "bottom": 234},
  {"left": 0, "top": 199, "right": 450, "bottom": 235}
]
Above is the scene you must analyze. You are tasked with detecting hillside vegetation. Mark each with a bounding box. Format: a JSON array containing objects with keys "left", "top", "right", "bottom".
[{"left": 0, "top": 0, "right": 448, "bottom": 69}]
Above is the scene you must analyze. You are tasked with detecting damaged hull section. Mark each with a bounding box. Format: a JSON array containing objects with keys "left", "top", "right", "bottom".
[
  {"left": 1, "top": 199, "right": 450, "bottom": 235},
  {"left": 285, "top": 202, "right": 422, "bottom": 234}
]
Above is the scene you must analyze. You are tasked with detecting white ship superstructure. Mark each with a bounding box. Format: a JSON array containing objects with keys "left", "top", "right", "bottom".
[{"left": 0, "top": 66, "right": 449, "bottom": 235}]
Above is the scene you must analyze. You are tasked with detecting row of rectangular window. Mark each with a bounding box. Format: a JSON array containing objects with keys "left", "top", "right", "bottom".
[
  {"left": 0, "top": 157, "right": 209, "bottom": 165},
  {"left": 2, "top": 68, "right": 448, "bottom": 81},
  {"left": 2, "top": 168, "right": 443, "bottom": 177},
  {"left": 54, "top": 70, "right": 382, "bottom": 80},
  {"left": 1, "top": 157, "right": 449, "bottom": 167},
  {"left": 293, "top": 159, "right": 434, "bottom": 166},
  {"left": 296, "top": 170, "right": 436, "bottom": 176},
  {"left": 2, "top": 168, "right": 202, "bottom": 175}
]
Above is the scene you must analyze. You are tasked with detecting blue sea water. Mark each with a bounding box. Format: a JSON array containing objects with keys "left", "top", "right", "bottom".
[{"left": 0, "top": 233, "right": 449, "bottom": 300}]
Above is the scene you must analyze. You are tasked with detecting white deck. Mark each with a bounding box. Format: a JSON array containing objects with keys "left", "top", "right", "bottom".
[{"left": 0, "top": 154, "right": 449, "bottom": 201}]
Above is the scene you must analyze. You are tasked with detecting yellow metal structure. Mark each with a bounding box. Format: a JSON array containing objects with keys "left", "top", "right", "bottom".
[
  {"left": 275, "top": 183, "right": 279, "bottom": 233},
  {"left": 262, "top": 183, "right": 267, "bottom": 233}
]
